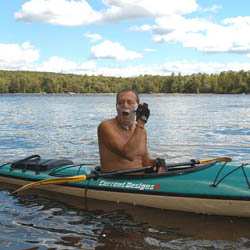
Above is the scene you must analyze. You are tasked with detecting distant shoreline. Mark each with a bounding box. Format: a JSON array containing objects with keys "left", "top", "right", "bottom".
[
  {"left": 1, "top": 92, "right": 248, "bottom": 95},
  {"left": 1, "top": 69, "right": 249, "bottom": 94}
]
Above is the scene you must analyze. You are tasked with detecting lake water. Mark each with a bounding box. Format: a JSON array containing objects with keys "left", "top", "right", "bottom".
[{"left": 0, "top": 94, "right": 249, "bottom": 249}]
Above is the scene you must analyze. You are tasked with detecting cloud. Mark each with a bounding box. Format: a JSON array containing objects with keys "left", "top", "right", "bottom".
[
  {"left": 1, "top": 42, "right": 249, "bottom": 76},
  {"left": 15, "top": 0, "right": 198, "bottom": 25},
  {"left": 0, "top": 42, "right": 39, "bottom": 70},
  {"left": 14, "top": 0, "right": 101, "bottom": 26},
  {"left": 83, "top": 32, "right": 103, "bottom": 42},
  {"left": 135, "top": 14, "right": 250, "bottom": 56},
  {"left": 99, "top": 0, "right": 198, "bottom": 23},
  {"left": 14, "top": 1, "right": 250, "bottom": 59},
  {"left": 37, "top": 56, "right": 77, "bottom": 72},
  {"left": 198, "top": 4, "right": 222, "bottom": 13},
  {"left": 36, "top": 56, "right": 96, "bottom": 73},
  {"left": 130, "top": 24, "right": 152, "bottom": 32},
  {"left": 94, "top": 64, "right": 164, "bottom": 77},
  {"left": 0, "top": 42, "right": 96, "bottom": 74},
  {"left": 163, "top": 60, "right": 225, "bottom": 75},
  {"left": 90, "top": 40, "right": 143, "bottom": 60},
  {"left": 91, "top": 61, "right": 250, "bottom": 77},
  {"left": 144, "top": 48, "right": 156, "bottom": 52}
]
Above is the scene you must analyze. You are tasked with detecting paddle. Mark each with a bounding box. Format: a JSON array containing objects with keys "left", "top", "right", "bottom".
[
  {"left": 12, "top": 165, "right": 154, "bottom": 194},
  {"left": 165, "top": 157, "right": 232, "bottom": 168},
  {"left": 12, "top": 157, "right": 231, "bottom": 194}
]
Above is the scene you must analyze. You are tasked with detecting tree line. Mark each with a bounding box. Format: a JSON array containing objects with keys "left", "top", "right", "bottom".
[{"left": 0, "top": 69, "right": 249, "bottom": 94}]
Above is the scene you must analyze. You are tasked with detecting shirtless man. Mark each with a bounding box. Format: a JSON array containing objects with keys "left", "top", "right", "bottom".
[{"left": 98, "top": 88, "right": 166, "bottom": 173}]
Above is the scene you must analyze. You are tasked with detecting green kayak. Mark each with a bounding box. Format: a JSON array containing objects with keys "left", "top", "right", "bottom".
[{"left": 0, "top": 155, "right": 249, "bottom": 217}]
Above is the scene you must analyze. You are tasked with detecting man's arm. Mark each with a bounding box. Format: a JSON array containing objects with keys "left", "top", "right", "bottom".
[
  {"left": 98, "top": 120, "right": 145, "bottom": 161},
  {"left": 141, "top": 131, "right": 155, "bottom": 167}
]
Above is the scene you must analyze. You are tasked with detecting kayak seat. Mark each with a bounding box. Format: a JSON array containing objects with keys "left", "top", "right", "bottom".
[{"left": 10, "top": 155, "right": 74, "bottom": 174}]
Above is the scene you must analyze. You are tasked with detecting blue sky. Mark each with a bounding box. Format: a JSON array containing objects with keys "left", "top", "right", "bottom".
[{"left": 1, "top": 0, "right": 250, "bottom": 77}]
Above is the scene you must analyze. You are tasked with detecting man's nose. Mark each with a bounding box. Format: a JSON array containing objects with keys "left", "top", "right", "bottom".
[{"left": 123, "top": 101, "right": 130, "bottom": 108}]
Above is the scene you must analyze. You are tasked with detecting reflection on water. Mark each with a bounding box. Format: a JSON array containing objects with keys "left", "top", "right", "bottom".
[
  {"left": 2, "top": 190, "right": 250, "bottom": 250},
  {"left": 0, "top": 94, "right": 249, "bottom": 249}
]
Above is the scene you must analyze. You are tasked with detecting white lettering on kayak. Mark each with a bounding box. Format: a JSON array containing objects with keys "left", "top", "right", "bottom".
[
  {"left": 98, "top": 180, "right": 155, "bottom": 191},
  {"left": 99, "top": 180, "right": 126, "bottom": 188},
  {"left": 125, "top": 182, "right": 154, "bottom": 190}
]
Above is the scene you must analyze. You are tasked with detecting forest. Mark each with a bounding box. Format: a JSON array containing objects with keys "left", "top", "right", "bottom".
[{"left": 0, "top": 69, "right": 249, "bottom": 94}]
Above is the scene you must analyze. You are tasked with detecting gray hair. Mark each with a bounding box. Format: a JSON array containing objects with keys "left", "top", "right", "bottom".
[{"left": 116, "top": 88, "right": 140, "bottom": 104}]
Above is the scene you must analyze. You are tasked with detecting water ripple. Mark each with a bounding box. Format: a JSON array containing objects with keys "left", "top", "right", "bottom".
[{"left": 0, "top": 94, "right": 249, "bottom": 249}]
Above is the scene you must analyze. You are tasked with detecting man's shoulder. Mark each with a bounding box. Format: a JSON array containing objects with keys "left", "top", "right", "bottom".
[
  {"left": 98, "top": 118, "right": 118, "bottom": 139},
  {"left": 99, "top": 117, "right": 116, "bottom": 125},
  {"left": 98, "top": 118, "right": 116, "bottom": 130}
]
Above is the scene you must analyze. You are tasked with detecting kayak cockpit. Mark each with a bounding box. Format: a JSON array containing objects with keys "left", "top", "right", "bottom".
[{"left": 48, "top": 160, "right": 218, "bottom": 179}]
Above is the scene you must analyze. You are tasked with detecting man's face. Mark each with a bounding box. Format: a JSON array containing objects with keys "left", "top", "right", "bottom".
[{"left": 116, "top": 91, "right": 138, "bottom": 126}]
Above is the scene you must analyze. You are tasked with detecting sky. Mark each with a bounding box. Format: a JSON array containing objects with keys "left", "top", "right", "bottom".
[{"left": 1, "top": 0, "right": 250, "bottom": 77}]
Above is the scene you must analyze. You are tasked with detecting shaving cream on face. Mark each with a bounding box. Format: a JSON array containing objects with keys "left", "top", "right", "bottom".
[
  {"left": 134, "top": 103, "right": 138, "bottom": 112},
  {"left": 116, "top": 104, "right": 137, "bottom": 115},
  {"left": 116, "top": 103, "right": 138, "bottom": 128}
]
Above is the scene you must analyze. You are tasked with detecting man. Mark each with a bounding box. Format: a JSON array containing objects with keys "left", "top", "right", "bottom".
[{"left": 98, "top": 88, "right": 166, "bottom": 173}]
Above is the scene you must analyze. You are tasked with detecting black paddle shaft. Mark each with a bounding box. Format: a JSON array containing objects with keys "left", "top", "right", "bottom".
[
  {"left": 88, "top": 160, "right": 199, "bottom": 180},
  {"left": 164, "top": 159, "right": 199, "bottom": 168},
  {"left": 88, "top": 165, "right": 153, "bottom": 180}
]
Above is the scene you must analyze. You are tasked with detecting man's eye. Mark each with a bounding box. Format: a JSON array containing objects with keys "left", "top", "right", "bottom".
[
  {"left": 117, "top": 100, "right": 135, "bottom": 106},
  {"left": 128, "top": 101, "right": 135, "bottom": 105}
]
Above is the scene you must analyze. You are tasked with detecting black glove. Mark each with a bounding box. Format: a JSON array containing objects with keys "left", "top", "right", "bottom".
[
  {"left": 136, "top": 103, "right": 150, "bottom": 123},
  {"left": 152, "top": 158, "right": 168, "bottom": 172}
]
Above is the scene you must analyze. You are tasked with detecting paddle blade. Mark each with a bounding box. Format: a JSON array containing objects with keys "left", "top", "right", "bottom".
[
  {"left": 199, "top": 157, "right": 232, "bottom": 164},
  {"left": 12, "top": 175, "right": 87, "bottom": 194}
]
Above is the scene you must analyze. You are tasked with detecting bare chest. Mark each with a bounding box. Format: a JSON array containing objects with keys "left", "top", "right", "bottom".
[{"left": 119, "top": 129, "right": 146, "bottom": 155}]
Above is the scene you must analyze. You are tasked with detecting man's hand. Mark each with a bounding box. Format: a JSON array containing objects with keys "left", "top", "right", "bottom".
[
  {"left": 152, "top": 158, "right": 168, "bottom": 172},
  {"left": 136, "top": 103, "right": 150, "bottom": 123}
]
